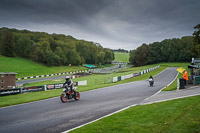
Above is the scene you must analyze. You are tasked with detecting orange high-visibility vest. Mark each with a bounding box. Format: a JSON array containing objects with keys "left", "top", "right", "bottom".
[{"left": 183, "top": 70, "right": 188, "bottom": 80}]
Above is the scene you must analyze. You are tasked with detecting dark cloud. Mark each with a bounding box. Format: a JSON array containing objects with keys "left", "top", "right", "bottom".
[
  {"left": 0, "top": 0, "right": 200, "bottom": 50},
  {"left": 0, "top": 0, "right": 112, "bottom": 24}
]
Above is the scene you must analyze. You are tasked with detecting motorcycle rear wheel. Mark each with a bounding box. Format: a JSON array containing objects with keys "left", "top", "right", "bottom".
[
  {"left": 74, "top": 92, "right": 80, "bottom": 100},
  {"left": 60, "top": 93, "right": 67, "bottom": 103},
  {"left": 150, "top": 83, "right": 153, "bottom": 87}
]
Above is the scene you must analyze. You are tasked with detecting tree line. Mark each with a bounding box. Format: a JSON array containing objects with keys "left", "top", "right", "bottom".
[
  {"left": 112, "top": 48, "right": 129, "bottom": 53},
  {"left": 0, "top": 27, "right": 114, "bottom": 66},
  {"left": 129, "top": 24, "right": 200, "bottom": 66}
]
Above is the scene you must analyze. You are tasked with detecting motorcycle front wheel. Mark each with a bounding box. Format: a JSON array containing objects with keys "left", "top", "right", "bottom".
[
  {"left": 60, "top": 93, "right": 67, "bottom": 103},
  {"left": 74, "top": 92, "right": 80, "bottom": 100}
]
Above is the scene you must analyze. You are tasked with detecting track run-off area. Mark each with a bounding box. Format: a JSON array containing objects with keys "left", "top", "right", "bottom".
[{"left": 0, "top": 67, "right": 178, "bottom": 133}]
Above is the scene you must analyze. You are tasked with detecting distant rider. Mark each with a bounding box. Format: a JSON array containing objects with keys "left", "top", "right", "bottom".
[
  {"left": 149, "top": 75, "right": 154, "bottom": 81},
  {"left": 63, "top": 76, "right": 74, "bottom": 92}
]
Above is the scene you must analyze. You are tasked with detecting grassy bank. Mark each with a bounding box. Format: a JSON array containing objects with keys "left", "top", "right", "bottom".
[
  {"left": 0, "top": 56, "right": 87, "bottom": 78},
  {"left": 71, "top": 95, "right": 200, "bottom": 133},
  {"left": 114, "top": 52, "right": 129, "bottom": 62}
]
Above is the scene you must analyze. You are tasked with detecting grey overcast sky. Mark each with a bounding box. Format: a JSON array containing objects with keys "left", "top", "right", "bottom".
[{"left": 0, "top": 0, "right": 200, "bottom": 50}]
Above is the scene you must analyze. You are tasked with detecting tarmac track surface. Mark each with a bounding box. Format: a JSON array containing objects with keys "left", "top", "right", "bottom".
[{"left": 0, "top": 67, "right": 178, "bottom": 133}]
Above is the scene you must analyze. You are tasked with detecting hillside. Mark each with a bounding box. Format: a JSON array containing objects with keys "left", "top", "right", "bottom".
[
  {"left": 0, "top": 56, "right": 87, "bottom": 78},
  {"left": 114, "top": 52, "right": 129, "bottom": 62}
]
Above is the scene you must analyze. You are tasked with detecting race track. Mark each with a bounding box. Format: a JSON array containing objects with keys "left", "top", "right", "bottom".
[{"left": 0, "top": 67, "right": 178, "bottom": 133}]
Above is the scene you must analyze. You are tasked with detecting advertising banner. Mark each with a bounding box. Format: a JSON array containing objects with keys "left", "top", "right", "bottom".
[
  {"left": 118, "top": 76, "right": 121, "bottom": 81},
  {"left": 104, "top": 77, "right": 113, "bottom": 83},
  {"left": 124, "top": 74, "right": 133, "bottom": 79},
  {"left": 0, "top": 88, "right": 20, "bottom": 96},
  {"left": 46, "top": 85, "right": 55, "bottom": 90},
  {"left": 133, "top": 73, "right": 139, "bottom": 77},
  {"left": 113, "top": 77, "right": 118, "bottom": 82},
  {"left": 23, "top": 86, "right": 44, "bottom": 92},
  {"left": 78, "top": 80, "right": 87, "bottom": 86},
  {"left": 73, "top": 82, "right": 77, "bottom": 86},
  {"left": 55, "top": 84, "right": 63, "bottom": 89}
]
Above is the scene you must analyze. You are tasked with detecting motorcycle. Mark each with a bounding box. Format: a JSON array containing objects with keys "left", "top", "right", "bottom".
[
  {"left": 60, "top": 85, "right": 80, "bottom": 103},
  {"left": 149, "top": 78, "right": 154, "bottom": 87}
]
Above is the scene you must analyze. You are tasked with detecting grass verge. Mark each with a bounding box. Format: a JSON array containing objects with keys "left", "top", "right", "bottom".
[
  {"left": 70, "top": 95, "right": 200, "bottom": 133},
  {"left": 0, "top": 89, "right": 61, "bottom": 107}
]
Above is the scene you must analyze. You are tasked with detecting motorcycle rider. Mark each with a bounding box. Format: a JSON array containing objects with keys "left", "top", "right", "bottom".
[
  {"left": 63, "top": 76, "right": 74, "bottom": 92},
  {"left": 149, "top": 75, "right": 154, "bottom": 80},
  {"left": 149, "top": 75, "right": 154, "bottom": 86}
]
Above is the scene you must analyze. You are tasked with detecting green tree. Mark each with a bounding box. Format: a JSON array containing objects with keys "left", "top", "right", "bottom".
[
  {"left": 54, "top": 46, "right": 67, "bottom": 65},
  {"left": 30, "top": 43, "right": 40, "bottom": 62},
  {"left": 179, "top": 36, "right": 194, "bottom": 61},
  {"left": 0, "top": 29, "right": 16, "bottom": 57},
  {"left": 104, "top": 49, "right": 114, "bottom": 63},
  {"left": 130, "top": 44, "right": 148, "bottom": 66},
  {"left": 147, "top": 42, "right": 161, "bottom": 64},
  {"left": 16, "top": 34, "right": 33, "bottom": 58},
  {"left": 129, "top": 50, "right": 136, "bottom": 65},
  {"left": 192, "top": 24, "right": 200, "bottom": 57},
  {"left": 37, "top": 40, "right": 53, "bottom": 65}
]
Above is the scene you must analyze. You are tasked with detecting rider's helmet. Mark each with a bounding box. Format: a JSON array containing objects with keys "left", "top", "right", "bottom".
[{"left": 65, "top": 76, "right": 70, "bottom": 81}]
